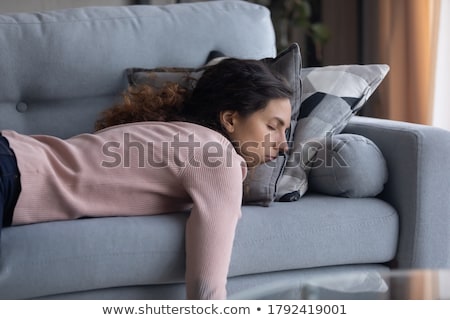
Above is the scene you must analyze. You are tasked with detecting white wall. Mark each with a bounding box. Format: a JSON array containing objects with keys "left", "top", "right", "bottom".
[
  {"left": 0, "top": 0, "right": 131, "bottom": 13},
  {"left": 440, "top": 271, "right": 450, "bottom": 299},
  {"left": 432, "top": 0, "right": 450, "bottom": 130}
]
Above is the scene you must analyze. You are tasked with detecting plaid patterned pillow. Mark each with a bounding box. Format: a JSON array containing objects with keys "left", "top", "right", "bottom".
[{"left": 276, "top": 64, "right": 390, "bottom": 201}]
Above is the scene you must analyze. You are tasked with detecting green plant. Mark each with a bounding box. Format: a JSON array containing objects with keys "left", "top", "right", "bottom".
[{"left": 249, "top": 0, "right": 330, "bottom": 64}]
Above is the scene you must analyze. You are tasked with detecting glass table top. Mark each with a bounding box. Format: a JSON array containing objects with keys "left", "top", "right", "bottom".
[{"left": 230, "top": 269, "right": 450, "bottom": 300}]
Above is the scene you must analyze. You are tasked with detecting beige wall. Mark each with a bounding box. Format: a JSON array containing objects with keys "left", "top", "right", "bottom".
[{"left": 0, "top": 0, "right": 132, "bottom": 13}]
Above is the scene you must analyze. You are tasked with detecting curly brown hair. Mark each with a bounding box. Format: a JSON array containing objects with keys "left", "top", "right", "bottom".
[
  {"left": 95, "top": 82, "right": 188, "bottom": 131},
  {"left": 95, "top": 59, "right": 293, "bottom": 134}
]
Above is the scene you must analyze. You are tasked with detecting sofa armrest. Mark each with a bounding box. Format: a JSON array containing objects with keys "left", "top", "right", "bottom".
[{"left": 343, "top": 116, "right": 450, "bottom": 269}]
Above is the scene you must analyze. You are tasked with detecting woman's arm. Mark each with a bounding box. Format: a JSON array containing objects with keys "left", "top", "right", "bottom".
[{"left": 181, "top": 151, "right": 246, "bottom": 299}]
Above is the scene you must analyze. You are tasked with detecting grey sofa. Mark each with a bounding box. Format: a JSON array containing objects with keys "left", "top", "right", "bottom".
[{"left": 0, "top": 1, "right": 449, "bottom": 300}]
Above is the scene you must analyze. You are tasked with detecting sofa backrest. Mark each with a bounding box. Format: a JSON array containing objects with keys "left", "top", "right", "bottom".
[{"left": 0, "top": 0, "right": 276, "bottom": 138}]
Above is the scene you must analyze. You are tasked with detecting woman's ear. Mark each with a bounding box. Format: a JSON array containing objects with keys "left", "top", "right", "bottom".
[{"left": 219, "top": 110, "right": 239, "bottom": 134}]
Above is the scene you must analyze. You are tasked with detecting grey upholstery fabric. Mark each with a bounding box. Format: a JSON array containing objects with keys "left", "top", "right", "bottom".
[
  {"left": 0, "top": 1, "right": 276, "bottom": 137},
  {"left": 276, "top": 64, "right": 389, "bottom": 201},
  {"left": 308, "top": 134, "right": 388, "bottom": 197},
  {"left": 344, "top": 116, "right": 450, "bottom": 268},
  {"left": 1, "top": 194, "right": 397, "bottom": 299},
  {"left": 0, "top": 1, "right": 448, "bottom": 300},
  {"left": 39, "top": 264, "right": 389, "bottom": 300}
]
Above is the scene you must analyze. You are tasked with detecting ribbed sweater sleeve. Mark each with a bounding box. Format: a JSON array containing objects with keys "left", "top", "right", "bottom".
[{"left": 180, "top": 141, "right": 246, "bottom": 300}]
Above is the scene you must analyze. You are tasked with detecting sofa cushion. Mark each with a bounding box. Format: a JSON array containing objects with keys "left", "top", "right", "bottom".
[
  {"left": 301, "top": 64, "right": 390, "bottom": 126},
  {"left": 308, "top": 134, "right": 388, "bottom": 197},
  {"left": 276, "top": 64, "right": 390, "bottom": 201},
  {"left": 231, "top": 194, "right": 398, "bottom": 275},
  {"left": 127, "top": 44, "right": 302, "bottom": 207},
  {"left": 0, "top": 1, "right": 276, "bottom": 138},
  {"left": 42, "top": 264, "right": 390, "bottom": 299},
  {"left": 0, "top": 194, "right": 398, "bottom": 299}
]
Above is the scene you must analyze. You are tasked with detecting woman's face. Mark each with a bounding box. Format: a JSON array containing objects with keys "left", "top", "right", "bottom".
[{"left": 221, "top": 98, "right": 291, "bottom": 167}]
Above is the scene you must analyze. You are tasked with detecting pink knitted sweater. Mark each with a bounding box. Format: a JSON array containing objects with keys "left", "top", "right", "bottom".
[{"left": 2, "top": 121, "right": 247, "bottom": 299}]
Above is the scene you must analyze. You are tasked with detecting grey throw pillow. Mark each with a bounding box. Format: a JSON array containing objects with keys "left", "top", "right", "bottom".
[
  {"left": 242, "top": 43, "right": 302, "bottom": 206},
  {"left": 308, "top": 134, "right": 388, "bottom": 198},
  {"left": 276, "top": 64, "right": 390, "bottom": 201}
]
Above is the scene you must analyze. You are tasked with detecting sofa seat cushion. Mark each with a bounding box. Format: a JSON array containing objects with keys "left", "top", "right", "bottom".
[
  {"left": 0, "top": 213, "right": 190, "bottom": 299},
  {"left": 232, "top": 194, "right": 398, "bottom": 276},
  {"left": 0, "top": 194, "right": 397, "bottom": 299}
]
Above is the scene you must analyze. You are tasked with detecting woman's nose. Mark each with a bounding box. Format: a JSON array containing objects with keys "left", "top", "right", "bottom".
[{"left": 278, "top": 136, "right": 289, "bottom": 154}]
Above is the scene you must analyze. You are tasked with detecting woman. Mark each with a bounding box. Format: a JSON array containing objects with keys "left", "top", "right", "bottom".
[{"left": 0, "top": 58, "right": 292, "bottom": 299}]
